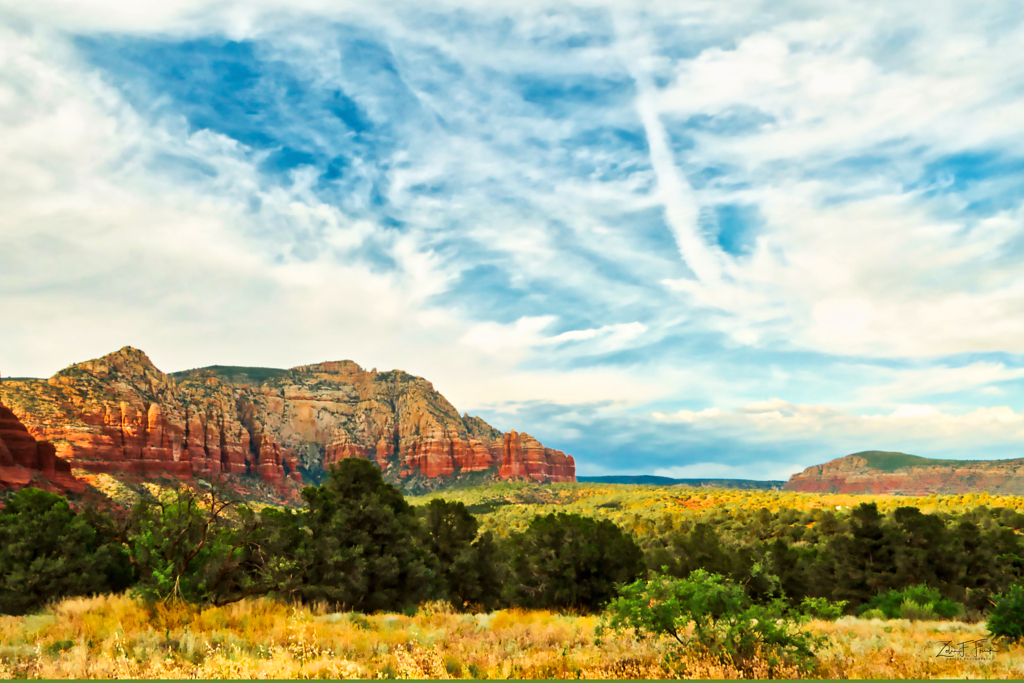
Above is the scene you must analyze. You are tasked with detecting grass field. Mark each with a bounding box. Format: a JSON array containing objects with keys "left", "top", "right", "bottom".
[{"left": 1, "top": 594, "right": 1022, "bottom": 679}]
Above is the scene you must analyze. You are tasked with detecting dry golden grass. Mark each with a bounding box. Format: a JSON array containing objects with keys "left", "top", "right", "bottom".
[{"left": 1, "top": 594, "right": 1023, "bottom": 679}]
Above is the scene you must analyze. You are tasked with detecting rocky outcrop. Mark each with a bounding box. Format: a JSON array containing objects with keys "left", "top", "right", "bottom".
[
  {"left": 0, "top": 347, "right": 576, "bottom": 493},
  {"left": 0, "top": 401, "right": 83, "bottom": 494},
  {"left": 784, "top": 450, "right": 1024, "bottom": 495}
]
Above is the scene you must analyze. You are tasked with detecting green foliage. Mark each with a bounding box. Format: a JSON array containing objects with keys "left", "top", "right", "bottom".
[
  {"left": 416, "top": 483, "right": 1024, "bottom": 618},
  {"left": 128, "top": 485, "right": 267, "bottom": 606},
  {"left": 293, "top": 459, "right": 437, "bottom": 613},
  {"left": 603, "top": 570, "right": 821, "bottom": 677},
  {"left": 0, "top": 487, "right": 133, "bottom": 615},
  {"left": 172, "top": 365, "right": 289, "bottom": 384},
  {"left": 420, "top": 499, "right": 502, "bottom": 611},
  {"left": 858, "top": 584, "right": 963, "bottom": 621},
  {"left": 506, "top": 512, "right": 645, "bottom": 613},
  {"left": 853, "top": 451, "right": 963, "bottom": 472},
  {"left": 987, "top": 583, "right": 1024, "bottom": 642},
  {"left": 799, "top": 596, "right": 847, "bottom": 621}
]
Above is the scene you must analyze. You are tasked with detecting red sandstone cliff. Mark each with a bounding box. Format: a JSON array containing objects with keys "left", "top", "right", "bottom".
[
  {"left": 0, "top": 401, "right": 83, "bottom": 494},
  {"left": 0, "top": 347, "right": 576, "bottom": 494},
  {"left": 784, "top": 450, "right": 1024, "bottom": 495}
]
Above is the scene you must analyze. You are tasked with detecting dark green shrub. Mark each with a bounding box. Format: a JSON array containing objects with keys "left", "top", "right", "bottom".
[
  {"left": 505, "top": 512, "right": 645, "bottom": 613},
  {"left": 987, "top": 583, "right": 1024, "bottom": 642},
  {"left": 420, "top": 499, "right": 502, "bottom": 611},
  {"left": 0, "top": 487, "right": 134, "bottom": 615},
  {"left": 295, "top": 459, "right": 437, "bottom": 613}
]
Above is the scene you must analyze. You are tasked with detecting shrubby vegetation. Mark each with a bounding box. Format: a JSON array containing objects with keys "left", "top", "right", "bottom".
[
  {"left": 0, "top": 488, "right": 133, "bottom": 615},
  {"left": 3, "top": 474, "right": 1024, "bottom": 637},
  {"left": 604, "top": 570, "right": 821, "bottom": 677},
  {"left": 504, "top": 512, "right": 645, "bottom": 612},
  {"left": 987, "top": 583, "right": 1024, "bottom": 642},
  {"left": 7, "top": 476, "right": 1024, "bottom": 679}
]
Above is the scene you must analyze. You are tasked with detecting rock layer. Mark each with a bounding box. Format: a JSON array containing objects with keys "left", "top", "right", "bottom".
[
  {"left": 0, "top": 347, "right": 576, "bottom": 493},
  {"left": 784, "top": 450, "right": 1024, "bottom": 495},
  {"left": 0, "top": 401, "right": 82, "bottom": 493}
]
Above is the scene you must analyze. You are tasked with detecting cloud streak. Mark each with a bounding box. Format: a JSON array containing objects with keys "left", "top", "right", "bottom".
[{"left": 3, "top": 0, "right": 1024, "bottom": 475}]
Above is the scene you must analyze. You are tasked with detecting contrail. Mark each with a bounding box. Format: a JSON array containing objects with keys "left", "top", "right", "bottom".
[{"left": 612, "top": 9, "right": 724, "bottom": 289}]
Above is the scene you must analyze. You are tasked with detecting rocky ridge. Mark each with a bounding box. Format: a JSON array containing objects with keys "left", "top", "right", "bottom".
[
  {"left": 784, "top": 450, "right": 1024, "bottom": 495},
  {"left": 0, "top": 347, "right": 575, "bottom": 494}
]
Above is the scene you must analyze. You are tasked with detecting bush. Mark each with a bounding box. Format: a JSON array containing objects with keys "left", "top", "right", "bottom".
[
  {"left": 420, "top": 499, "right": 502, "bottom": 612},
  {"left": 859, "top": 584, "right": 963, "bottom": 621},
  {"left": 128, "top": 484, "right": 267, "bottom": 606},
  {"left": 0, "top": 487, "right": 134, "bottom": 615},
  {"left": 603, "top": 570, "right": 822, "bottom": 677},
  {"left": 799, "top": 596, "right": 847, "bottom": 621},
  {"left": 987, "top": 583, "right": 1024, "bottom": 642},
  {"left": 295, "top": 459, "right": 437, "bottom": 613},
  {"left": 898, "top": 599, "right": 937, "bottom": 621},
  {"left": 505, "top": 512, "right": 645, "bottom": 613}
]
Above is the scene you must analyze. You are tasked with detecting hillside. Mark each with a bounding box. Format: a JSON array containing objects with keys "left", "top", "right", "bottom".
[
  {"left": 785, "top": 450, "right": 1024, "bottom": 495},
  {"left": 0, "top": 347, "right": 575, "bottom": 497}
]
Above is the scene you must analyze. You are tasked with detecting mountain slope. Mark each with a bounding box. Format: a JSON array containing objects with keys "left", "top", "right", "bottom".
[
  {"left": 0, "top": 347, "right": 575, "bottom": 494},
  {"left": 784, "top": 450, "right": 1024, "bottom": 495}
]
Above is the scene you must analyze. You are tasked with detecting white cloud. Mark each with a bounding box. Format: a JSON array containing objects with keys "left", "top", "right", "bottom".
[
  {"left": 4, "top": 0, "right": 1024, "bottom": 475},
  {"left": 654, "top": 398, "right": 1024, "bottom": 455}
]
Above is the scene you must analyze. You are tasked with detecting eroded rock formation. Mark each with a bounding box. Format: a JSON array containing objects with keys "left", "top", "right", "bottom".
[
  {"left": 0, "top": 347, "right": 576, "bottom": 493},
  {"left": 0, "top": 401, "right": 82, "bottom": 493},
  {"left": 784, "top": 450, "right": 1024, "bottom": 495}
]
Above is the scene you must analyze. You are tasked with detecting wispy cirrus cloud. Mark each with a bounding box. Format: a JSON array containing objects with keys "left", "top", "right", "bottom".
[{"left": 3, "top": 0, "right": 1024, "bottom": 475}]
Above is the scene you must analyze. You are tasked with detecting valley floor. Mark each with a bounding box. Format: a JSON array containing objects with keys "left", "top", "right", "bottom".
[{"left": 1, "top": 594, "right": 1021, "bottom": 679}]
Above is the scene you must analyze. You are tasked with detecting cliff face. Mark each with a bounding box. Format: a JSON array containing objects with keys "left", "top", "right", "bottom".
[
  {"left": 784, "top": 450, "right": 1024, "bottom": 495},
  {"left": 0, "top": 401, "right": 83, "bottom": 494},
  {"left": 0, "top": 347, "right": 575, "bottom": 493}
]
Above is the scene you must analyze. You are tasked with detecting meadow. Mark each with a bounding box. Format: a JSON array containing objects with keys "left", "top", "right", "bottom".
[{"left": 2, "top": 593, "right": 1023, "bottom": 679}]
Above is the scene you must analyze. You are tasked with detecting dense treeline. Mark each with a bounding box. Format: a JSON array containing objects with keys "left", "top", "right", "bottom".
[
  {"left": 2, "top": 467, "right": 1023, "bottom": 621},
  {"left": 644, "top": 502, "right": 1024, "bottom": 615},
  {"left": 0, "top": 461, "right": 644, "bottom": 615}
]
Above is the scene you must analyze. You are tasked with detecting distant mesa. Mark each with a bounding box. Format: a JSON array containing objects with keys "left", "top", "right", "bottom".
[
  {"left": 578, "top": 475, "right": 783, "bottom": 490},
  {"left": 784, "top": 450, "right": 1024, "bottom": 495},
  {"left": 0, "top": 346, "right": 575, "bottom": 497}
]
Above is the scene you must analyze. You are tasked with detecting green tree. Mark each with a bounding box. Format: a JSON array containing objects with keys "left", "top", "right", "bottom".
[
  {"left": 420, "top": 499, "right": 502, "bottom": 611},
  {"left": 652, "top": 523, "right": 734, "bottom": 579},
  {"left": 128, "top": 483, "right": 267, "bottom": 606},
  {"left": 295, "top": 459, "right": 437, "bottom": 612},
  {"left": 0, "top": 488, "right": 133, "bottom": 615},
  {"left": 831, "top": 503, "right": 898, "bottom": 609},
  {"left": 506, "top": 512, "right": 645, "bottom": 613},
  {"left": 987, "top": 583, "right": 1024, "bottom": 642}
]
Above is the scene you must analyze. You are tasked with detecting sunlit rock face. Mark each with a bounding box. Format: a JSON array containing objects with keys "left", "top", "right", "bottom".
[
  {"left": 784, "top": 450, "right": 1024, "bottom": 495},
  {"left": 0, "top": 347, "right": 575, "bottom": 493}
]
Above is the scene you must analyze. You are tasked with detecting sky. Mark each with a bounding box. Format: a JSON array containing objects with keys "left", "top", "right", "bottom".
[{"left": 3, "top": 0, "right": 1024, "bottom": 481}]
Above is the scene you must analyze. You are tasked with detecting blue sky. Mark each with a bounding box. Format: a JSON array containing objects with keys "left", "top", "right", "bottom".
[{"left": 3, "top": 0, "right": 1024, "bottom": 479}]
